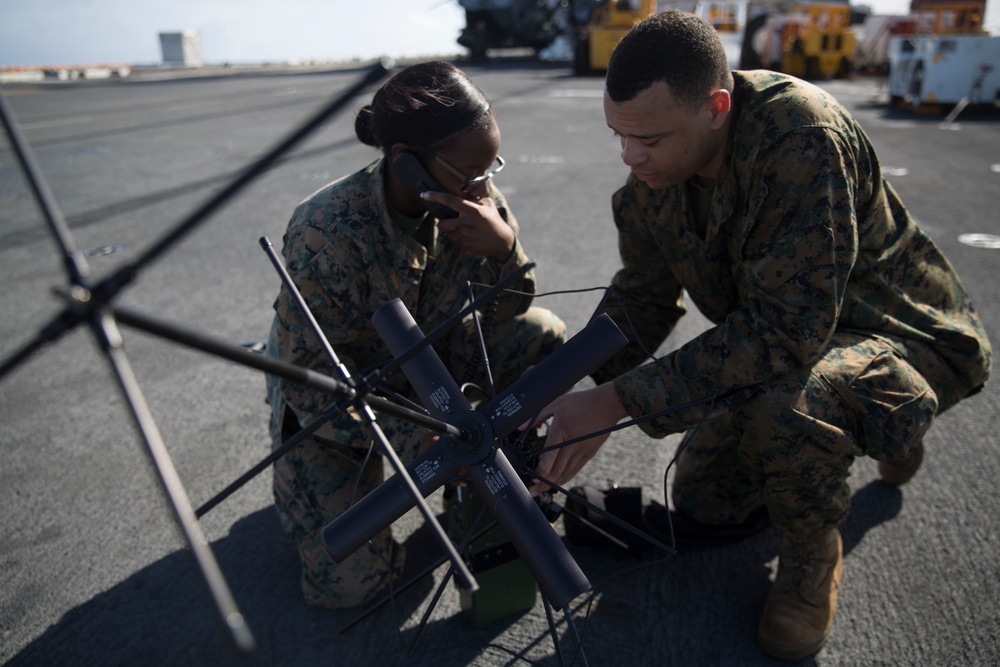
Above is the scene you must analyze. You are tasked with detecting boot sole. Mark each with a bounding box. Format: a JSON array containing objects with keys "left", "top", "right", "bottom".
[{"left": 758, "top": 630, "right": 830, "bottom": 661}]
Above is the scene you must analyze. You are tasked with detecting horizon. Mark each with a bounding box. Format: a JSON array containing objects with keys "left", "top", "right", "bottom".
[{"left": 0, "top": 0, "right": 997, "bottom": 68}]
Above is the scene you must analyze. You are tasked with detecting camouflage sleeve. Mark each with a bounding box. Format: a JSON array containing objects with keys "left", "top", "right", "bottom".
[
  {"left": 592, "top": 180, "right": 687, "bottom": 384},
  {"left": 614, "top": 126, "right": 860, "bottom": 436},
  {"left": 271, "top": 219, "right": 373, "bottom": 447}
]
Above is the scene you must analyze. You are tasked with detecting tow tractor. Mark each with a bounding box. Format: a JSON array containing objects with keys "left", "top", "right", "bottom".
[
  {"left": 574, "top": 0, "right": 659, "bottom": 74},
  {"left": 886, "top": 0, "right": 1000, "bottom": 110}
]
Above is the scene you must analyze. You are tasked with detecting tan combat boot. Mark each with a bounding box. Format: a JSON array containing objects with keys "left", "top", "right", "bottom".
[
  {"left": 879, "top": 441, "right": 924, "bottom": 486},
  {"left": 758, "top": 528, "right": 843, "bottom": 661}
]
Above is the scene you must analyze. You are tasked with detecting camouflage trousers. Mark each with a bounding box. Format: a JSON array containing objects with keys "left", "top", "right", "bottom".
[
  {"left": 671, "top": 332, "right": 943, "bottom": 542},
  {"left": 272, "top": 306, "right": 566, "bottom": 609}
]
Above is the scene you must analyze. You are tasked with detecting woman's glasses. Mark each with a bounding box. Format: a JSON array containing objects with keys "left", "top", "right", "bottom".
[{"left": 417, "top": 146, "right": 505, "bottom": 193}]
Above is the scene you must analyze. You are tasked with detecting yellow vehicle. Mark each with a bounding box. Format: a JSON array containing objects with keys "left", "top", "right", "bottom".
[
  {"left": 908, "top": 0, "right": 988, "bottom": 34},
  {"left": 575, "top": 0, "right": 658, "bottom": 74},
  {"left": 743, "top": 1, "right": 857, "bottom": 79}
]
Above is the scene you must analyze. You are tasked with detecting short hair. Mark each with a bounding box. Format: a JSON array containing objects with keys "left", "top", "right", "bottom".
[
  {"left": 606, "top": 9, "right": 734, "bottom": 109},
  {"left": 354, "top": 60, "right": 496, "bottom": 153}
]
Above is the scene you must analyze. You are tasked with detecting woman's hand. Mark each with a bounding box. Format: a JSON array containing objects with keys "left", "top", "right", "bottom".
[{"left": 421, "top": 191, "right": 515, "bottom": 261}]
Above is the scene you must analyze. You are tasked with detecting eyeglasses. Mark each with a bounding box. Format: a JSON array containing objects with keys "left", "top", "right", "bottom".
[{"left": 416, "top": 146, "right": 505, "bottom": 194}]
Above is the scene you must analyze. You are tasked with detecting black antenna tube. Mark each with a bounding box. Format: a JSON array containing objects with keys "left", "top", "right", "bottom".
[
  {"left": 479, "top": 313, "right": 627, "bottom": 438},
  {"left": 466, "top": 447, "right": 589, "bottom": 608},
  {"left": 322, "top": 444, "right": 462, "bottom": 562},
  {"left": 370, "top": 298, "right": 468, "bottom": 420}
]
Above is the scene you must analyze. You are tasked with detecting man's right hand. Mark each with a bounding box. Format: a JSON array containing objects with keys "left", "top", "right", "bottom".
[{"left": 526, "top": 382, "right": 628, "bottom": 496}]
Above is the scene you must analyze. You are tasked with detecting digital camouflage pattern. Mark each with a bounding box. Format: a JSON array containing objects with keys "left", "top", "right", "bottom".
[
  {"left": 593, "top": 71, "right": 992, "bottom": 538},
  {"left": 671, "top": 332, "right": 939, "bottom": 538},
  {"left": 266, "top": 158, "right": 565, "bottom": 607}
]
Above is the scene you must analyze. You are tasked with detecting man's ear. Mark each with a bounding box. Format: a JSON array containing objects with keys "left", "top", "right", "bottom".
[{"left": 707, "top": 89, "right": 731, "bottom": 129}]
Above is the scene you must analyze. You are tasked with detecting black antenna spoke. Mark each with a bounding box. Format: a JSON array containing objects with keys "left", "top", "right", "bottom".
[
  {"left": 0, "top": 62, "right": 393, "bottom": 654},
  {"left": 360, "top": 261, "right": 535, "bottom": 391},
  {"left": 407, "top": 501, "right": 491, "bottom": 651},
  {"left": 92, "top": 62, "right": 393, "bottom": 305},
  {"left": 0, "top": 88, "right": 91, "bottom": 285},
  {"left": 339, "top": 515, "right": 499, "bottom": 634},
  {"left": 94, "top": 313, "right": 256, "bottom": 653}
]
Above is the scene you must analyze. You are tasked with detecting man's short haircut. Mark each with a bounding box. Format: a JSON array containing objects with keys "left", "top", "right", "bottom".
[{"left": 606, "top": 9, "right": 735, "bottom": 109}]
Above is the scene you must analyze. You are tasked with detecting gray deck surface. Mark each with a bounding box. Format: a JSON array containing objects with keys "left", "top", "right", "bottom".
[{"left": 2, "top": 62, "right": 998, "bottom": 666}]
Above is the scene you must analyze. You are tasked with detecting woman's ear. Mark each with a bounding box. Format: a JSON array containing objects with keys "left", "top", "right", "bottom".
[{"left": 388, "top": 142, "right": 412, "bottom": 159}]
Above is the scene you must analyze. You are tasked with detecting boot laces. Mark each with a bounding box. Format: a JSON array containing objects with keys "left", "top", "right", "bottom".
[{"left": 775, "top": 540, "right": 836, "bottom": 605}]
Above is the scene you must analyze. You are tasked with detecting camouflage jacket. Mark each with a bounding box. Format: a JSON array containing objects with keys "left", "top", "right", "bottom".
[
  {"left": 596, "top": 70, "right": 992, "bottom": 436},
  {"left": 267, "top": 157, "right": 536, "bottom": 446}
]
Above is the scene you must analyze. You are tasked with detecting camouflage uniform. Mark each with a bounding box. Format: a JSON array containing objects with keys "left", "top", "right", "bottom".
[
  {"left": 266, "top": 158, "right": 566, "bottom": 608},
  {"left": 593, "top": 71, "right": 991, "bottom": 539}
]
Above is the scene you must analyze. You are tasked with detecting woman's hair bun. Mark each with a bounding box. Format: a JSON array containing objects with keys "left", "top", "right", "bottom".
[{"left": 354, "top": 104, "right": 378, "bottom": 147}]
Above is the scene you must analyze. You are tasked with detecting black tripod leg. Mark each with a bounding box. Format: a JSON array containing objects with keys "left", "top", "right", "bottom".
[
  {"left": 406, "top": 500, "right": 491, "bottom": 651},
  {"left": 339, "top": 515, "right": 498, "bottom": 635},
  {"left": 563, "top": 605, "right": 590, "bottom": 667},
  {"left": 408, "top": 561, "right": 455, "bottom": 653},
  {"left": 95, "top": 313, "right": 255, "bottom": 653},
  {"left": 543, "top": 596, "right": 566, "bottom": 667}
]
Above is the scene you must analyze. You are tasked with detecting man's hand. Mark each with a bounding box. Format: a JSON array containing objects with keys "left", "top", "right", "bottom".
[
  {"left": 418, "top": 431, "right": 440, "bottom": 456},
  {"left": 527, "top": 382, "right": 628, "bottom": 496}
]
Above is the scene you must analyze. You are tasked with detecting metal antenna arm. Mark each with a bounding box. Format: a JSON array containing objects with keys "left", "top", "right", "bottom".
[
  {"left": 260, "top": 236, "right": 351, "bottom": 382},
  {"left": 356, "top": 405, "right": 478, "bottom": 593},
  {"left": 0, "top": 61, "right": 390, "bottom": 388},
  {"left": 111, "top": 303, "right": 464, "bottom": 439},
  {"left": 259, "top": 235, "right": 476, "bottom": 592}
]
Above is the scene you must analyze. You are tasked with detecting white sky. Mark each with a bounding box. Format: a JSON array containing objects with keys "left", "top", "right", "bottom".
[
  {"left": 0, "top": 0, "right": 996, "bottom": 67},
  {"left": 0, "top": 0, "right": 467, "bottom": 66}
]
